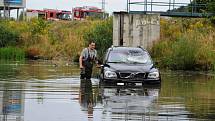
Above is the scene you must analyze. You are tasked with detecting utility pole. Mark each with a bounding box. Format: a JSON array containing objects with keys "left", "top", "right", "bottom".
[
  {"left": 3, "top": 0, "right": 6, "bottom": 19},
  {"left": 101, "top": 0, "right": 106, "bottom": 19},
  {"left": 127, "top": 0, "right": 130, "bottom": 12},
  {"left": 3, "top": 0, "right": 10, "bottom": 19},
  {"left": 102, "top": 0, "right": 105, "bottom": 12}
]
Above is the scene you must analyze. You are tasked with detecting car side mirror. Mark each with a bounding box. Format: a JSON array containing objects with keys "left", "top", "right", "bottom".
[{"left": 101, "top": 63, "right": 110, "bottom": 68}]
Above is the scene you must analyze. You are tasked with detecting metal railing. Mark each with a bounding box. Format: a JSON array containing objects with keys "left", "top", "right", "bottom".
[{"left": 127, "top": 0, "right": 214, "bottom": 17}]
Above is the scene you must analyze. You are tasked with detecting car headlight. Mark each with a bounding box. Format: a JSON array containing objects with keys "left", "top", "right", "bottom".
[
  {"left": 148, "top": 72, "right": 159, "bottom": 79},
  {"left": 104, "top": 71, "right": 117, "bottom": 78}
]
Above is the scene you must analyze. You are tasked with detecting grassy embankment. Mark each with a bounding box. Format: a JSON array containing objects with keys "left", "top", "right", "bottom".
[
  {"left": 0, "top": 18, "right": 112, "bottom": 62},
  {"left": 1, "top": 17, "right": 215, "bottom": 71},
  {"left": 151, "top": 18, "right": 215, "bottom": 71}
]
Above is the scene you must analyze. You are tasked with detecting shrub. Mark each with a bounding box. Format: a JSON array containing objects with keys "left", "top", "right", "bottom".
[
  {"left": 0, "top": 47, "right": 25, "bottom": 61},
  {"left": 83, "top": 18, "right": 113, "bottom": 60},
  {"left": 26, "top": 47, "right": 41, "bottom": 59},
  {"left": 170, "top": 35, "right": 198, "bottom": 70},
  {"left": 0, "top": 21, "right": 19, "bottom": 47},
  {"left": 152, "top": 18, "right": 215, "bottom": 71}
]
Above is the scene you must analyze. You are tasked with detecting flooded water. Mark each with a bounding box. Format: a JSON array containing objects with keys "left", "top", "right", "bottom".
[{"left": 0, "top": 61, "right": 215, "bottom": 121}]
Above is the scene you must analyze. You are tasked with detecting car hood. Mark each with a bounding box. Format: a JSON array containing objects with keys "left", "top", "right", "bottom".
[{"left": 106, "top": 63, "right": 154, "bottom": 72}]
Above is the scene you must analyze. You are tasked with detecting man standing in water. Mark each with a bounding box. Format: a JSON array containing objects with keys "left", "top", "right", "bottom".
[{"left": 79, "top": 41, "right": 98, "bottom": 79}]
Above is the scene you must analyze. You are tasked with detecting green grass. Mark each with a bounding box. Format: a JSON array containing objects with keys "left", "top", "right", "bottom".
[
  {"left": 1, "top": 18, "right": 215, "bottom": 71},
  {"left": 151, "top": 18, "right": 215, "bottom": 71},
  {"left": 0, "top": 19, "right": 113, "bottom": 61},
  {"left": 0, "top": 47, "right": 25, "bottom": 61}
]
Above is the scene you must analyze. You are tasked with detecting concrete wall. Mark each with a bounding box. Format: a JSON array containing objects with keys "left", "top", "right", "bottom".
[{"left": 113, "top": 12, "right": 160, "bottom": 49}]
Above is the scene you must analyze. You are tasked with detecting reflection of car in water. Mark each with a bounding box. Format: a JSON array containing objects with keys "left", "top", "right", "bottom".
[
  {"left": 100, "top": 84, "right": 160, "bottom": 120},
  {"left": 100, "top": 46, "right": 161, "bottom": 84}
]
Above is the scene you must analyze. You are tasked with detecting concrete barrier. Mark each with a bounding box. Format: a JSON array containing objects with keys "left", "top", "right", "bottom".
[{"left": 113, "top": 12, "right": 160, "bottom": 49}]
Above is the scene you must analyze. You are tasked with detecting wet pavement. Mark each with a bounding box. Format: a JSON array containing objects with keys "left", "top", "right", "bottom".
[{"left": 0, "top": 61, "right": 215, "bottom": 121}]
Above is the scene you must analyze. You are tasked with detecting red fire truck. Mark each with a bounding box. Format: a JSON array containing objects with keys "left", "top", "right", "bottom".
[
  {"left": 27, "top": 9, "right": 72, "bottom": 21},
  {"left": 72, "top": 6, "right": 104, "bottom": 20}
]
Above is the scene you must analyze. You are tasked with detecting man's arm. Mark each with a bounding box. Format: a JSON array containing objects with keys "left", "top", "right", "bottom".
[
  {"left": 79, "top": 48, "right": 86, "bottom": 69},
  {"left": 79, "top": 55, "right": 84, "bottom": 69}
]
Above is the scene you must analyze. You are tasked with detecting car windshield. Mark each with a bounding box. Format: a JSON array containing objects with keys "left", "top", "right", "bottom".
[{"left": 107, "top": 49, "right": 152, "bottom": 64}]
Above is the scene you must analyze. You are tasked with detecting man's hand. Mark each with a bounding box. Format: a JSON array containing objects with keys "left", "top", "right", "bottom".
[
  {"left": 80, "top": 65, "right": 84, "bottom": 69},
  {"left": 96, "top": 64, "right": 101, "bottom": 68}
]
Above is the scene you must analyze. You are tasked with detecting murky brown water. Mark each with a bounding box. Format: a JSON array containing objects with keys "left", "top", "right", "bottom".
[{"left": 0, "top": 60, "right": 215, "bottom": 121}]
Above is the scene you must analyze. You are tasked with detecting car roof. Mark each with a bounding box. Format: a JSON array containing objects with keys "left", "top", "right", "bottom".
[{"left": 109, "top": 46, "right": 147, "bottom": 51}]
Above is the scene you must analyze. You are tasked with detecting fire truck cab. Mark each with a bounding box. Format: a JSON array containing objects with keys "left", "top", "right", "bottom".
[{"left": 72, "top": 6, "right": 103, "bottom": 20}]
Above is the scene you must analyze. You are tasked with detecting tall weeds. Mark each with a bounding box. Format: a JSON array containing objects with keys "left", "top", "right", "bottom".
[
  {"left": 0, "top": 18, "right": 113, "bottom": 61},
  {"left": 0, "top": 20, "right": 20, "bottom": 47},
  {"left": 152, "top": 18, "right": 215, "bottom": 71},
  {"left": 3, "top": 17, "right": 215, "bottom": 71},
  {"left": 83, "top": 18, "right": 113, "bottom": 60},
  {"left": 0, "top": 47, "right": 25, "bottom": 61}
]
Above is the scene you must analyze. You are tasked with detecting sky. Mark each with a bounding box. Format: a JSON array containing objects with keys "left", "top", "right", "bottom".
[
  {"left": 8, "top": 0, "right": 191, "bottom": 18},
  {"left": 26, "top": 0, "right": 191, "bottom": 13},
  {"left": 26, "top": 0, "right": 128, "bottom": 13}
]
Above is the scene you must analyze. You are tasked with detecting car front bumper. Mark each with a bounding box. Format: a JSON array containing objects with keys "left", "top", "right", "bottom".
[{"left": 102, "top": 77, "right": 161, "bottom": 83}]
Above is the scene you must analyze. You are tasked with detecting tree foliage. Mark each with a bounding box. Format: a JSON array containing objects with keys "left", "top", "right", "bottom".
[
  {"left": 0, "top": 21, "right": 19, "bottom": 47},
  {"left": 152, "top": 18, "right": 215, "bottom": 71},
  {"left": 173, "top": 0, "right": 215, "bottom": 13},
  {"left": 83, "top": 18, "right": 113, "bottom": 60},
  {"left": 191, "top": 0, "right": 215, "bottom": 13}
]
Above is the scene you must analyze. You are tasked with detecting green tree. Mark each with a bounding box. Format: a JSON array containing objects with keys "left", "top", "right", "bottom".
[
  {"left": 207, "top": 1, "right": 215, "bottom": 12},
  {"left": 0, "top": 21, "right": 19, "bottom": 47},
  {"left": 191, "top": 0, "right": 215, "bottom": 13},
  {"left": 83, "top": 18, "right": 113, "bottom": 60},
  {"left": 29, "top": 18, "right": 49, "bottom": 44}
]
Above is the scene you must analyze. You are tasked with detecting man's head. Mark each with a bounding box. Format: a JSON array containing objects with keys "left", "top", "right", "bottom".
[{"left": 88, "top": 41, "right": 96, "bottom": 50}]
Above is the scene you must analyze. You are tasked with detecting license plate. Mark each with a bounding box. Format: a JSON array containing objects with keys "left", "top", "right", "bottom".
[
  {"left": 117, "top": 83, "right": 124, "bottom": 86},
  {"left": 135, "top": 83, "right": 142, "bottom": 86}
]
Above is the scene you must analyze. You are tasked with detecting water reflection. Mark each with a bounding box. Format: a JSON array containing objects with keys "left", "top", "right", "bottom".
[
  {"left": 160, "top": 72, "right": 215, "bottom": 120},
  {"left": 0, "top": 60, "right": 80, "bottom": 80},
  {"left": 1, "top": 61, "right": 215, "bottom": 120},
  {"left": 100, "top": 84, "right": 160, "bottom": 121},
  {"left": 0, "top": 81, "right": 25, "bottom": 121},
  {"left": 79, "top": 79, "right": 94, "bottom": 119}
]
